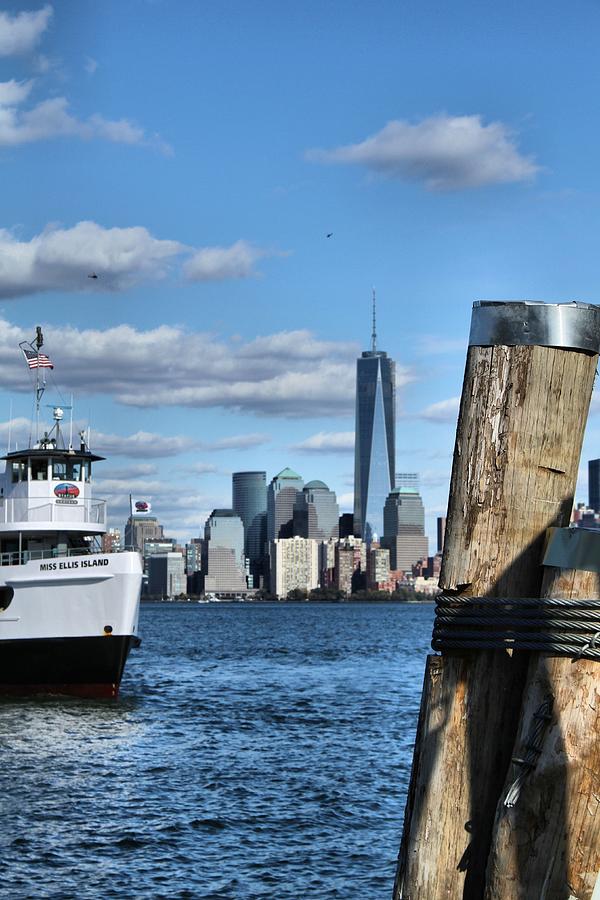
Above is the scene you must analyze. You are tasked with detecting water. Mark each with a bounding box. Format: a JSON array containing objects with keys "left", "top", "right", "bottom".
[{"left": 1, "top": 601, "right": 435, "bottom": 899}]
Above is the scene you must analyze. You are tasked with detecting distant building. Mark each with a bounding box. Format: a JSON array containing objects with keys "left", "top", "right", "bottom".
[
  {"left": 382, "top": 487, "right": 429, "bottom": 570},
  {"left": 147, "top": 552, "right": 186, "bottom": 598},
  {"left": 334, "top": 537, "right": 365, "bottom": 595},
  {"left": 293, "top": 480, "right": 339, "bottom": 541},
  {"left": 589, "top": 459, "right": 600, "bottom": 513},
  {"left": 572, "top": 503, "right": 600, "bottom": 530},
  {"left": 267, "top": 468, "right": 304, "bottom": 541},
  {"left": 232, "top": 471, "right": 267, "bottom": 587},
  {"left": 185, "top": 539, "right": 204, "bottom": 574},
  {"left": 125, "top": 515, "right": 163, "bottom": 552},
  {"left": 102, "top": 527, "right": 121, "bottom": 553},
  {"left": 396, "top": 473, "right": 419, "bottom": 491},
  {"left": 203, "top": 509, "right": 247, "bottom": 593},
  {"left": 354, "top": 292, "right": 395, "bottom": 542},
  {"left": 319, "top": 537, "right": 338, "bottom": 587},
  {"left": 367, "top": 546, "right": 391, "bottom": 590},
  {"left": 270, "top": 536, "right": 319, "bottom": 599},
  {"left": 338, "top": 512, "right": 355, "bottom": 538}
]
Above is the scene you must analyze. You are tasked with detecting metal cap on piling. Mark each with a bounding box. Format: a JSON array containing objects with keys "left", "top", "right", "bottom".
[{"left": 469, "top": 300, "right": 600, "bottom": 353}]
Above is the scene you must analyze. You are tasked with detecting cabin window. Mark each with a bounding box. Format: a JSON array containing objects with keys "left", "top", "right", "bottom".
[
  {"left": 68, "top": 460, "right": 82, "bottom": 481},
  {"left": 82, "top": 461, "right": 91, "bottom": 482},
  {"left": 10, "top": 461, "right": 26, "bottom": 483},
  {"left": 31, "top": 458, "right": 48, "bottom": 481},
  {"left": 52, "top": 459, "right": 67, "bottom": 480}
]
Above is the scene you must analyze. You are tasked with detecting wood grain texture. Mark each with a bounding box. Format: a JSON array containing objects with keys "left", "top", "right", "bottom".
[
  {"left": 485, "top": 568, "right": 600, "bottom": 900},
  {"left": 394, "top": 344, "right": 597, "bottom": 900}
]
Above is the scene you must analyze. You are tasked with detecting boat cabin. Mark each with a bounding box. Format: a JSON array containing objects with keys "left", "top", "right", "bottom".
[{"left": 0, "top": 444, "right": 107, "bottom": 565}]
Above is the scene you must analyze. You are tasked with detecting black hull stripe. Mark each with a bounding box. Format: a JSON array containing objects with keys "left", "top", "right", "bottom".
[{"left": 0, "top": 635, "right": 138, "bottom": 698}]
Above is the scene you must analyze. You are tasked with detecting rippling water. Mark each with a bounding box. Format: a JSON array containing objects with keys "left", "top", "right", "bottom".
[{"left": 2, "top": 601, "right": 435, "bottom": 899}]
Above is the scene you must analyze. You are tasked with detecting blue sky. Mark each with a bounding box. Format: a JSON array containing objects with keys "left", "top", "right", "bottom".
[{"left": 0, "top": 0, "right": 599, "bottom": 544}]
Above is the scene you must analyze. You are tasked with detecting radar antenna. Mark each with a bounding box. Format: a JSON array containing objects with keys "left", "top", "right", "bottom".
[{"left": 371, "top": 287, "right": 377, "bottom": 353}]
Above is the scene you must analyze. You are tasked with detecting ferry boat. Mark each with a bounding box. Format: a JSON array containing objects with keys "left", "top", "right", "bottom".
[{"left": 0, "top": 328, "right": 142, "bottom": 698}]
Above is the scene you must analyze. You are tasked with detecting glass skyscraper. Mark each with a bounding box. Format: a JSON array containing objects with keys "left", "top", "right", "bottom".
[
  {"left": 232, "top": 471, "right": 267, "bottom": 575},
  {"left": 353, "top": 295, "right": 396, "bottom": 542}
]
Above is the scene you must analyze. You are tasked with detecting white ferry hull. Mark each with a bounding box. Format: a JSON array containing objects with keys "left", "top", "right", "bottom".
[{"left": 0, "top": 551, "right": 142, "bottom": 698}]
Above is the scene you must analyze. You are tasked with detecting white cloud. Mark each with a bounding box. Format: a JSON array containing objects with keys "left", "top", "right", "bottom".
[
  {"left": 419, "top": 397, "right": 460, "bottom": 423},
  {"left": 0, "top": 221, "right": 183, "bottom": 296},
  {"left": 0, "top": 319, "right": 411, "bottom": 419},
  {"left": 337, "top": 491, "right": 354, "bottom": 510},
  {"left": 91, "top": 430, "right": 199, "bottom": 458},
  {"left": 0, "top": 6, "right": 52, "bottom": 57},
  {"left": 307, "top": 114, "right": 540, "bottom": 191},
  {"left": 183, "top": 240, "right": 271, "bottom": 281},
  {"left": 188, "top": 462, "right": 220, "bottom": 475},
  {"left": 0, "top": 79, "right": 34, "bottom": 106},
  {"left": 0, "top": 221, "right": 279, "bottom": 297},
  {"left": 0, "top": 91, "right": 152, "bottom": 149},
  {"left": 292, "top": 431, "right": 355, "bottom": 453},
  {"left": 198, "top": 433, "right": 271, "bottom": 451},
  {"left": 100, "top": 463, "right": 159, "bottom": 479},
  {"left": 0, "top": 10, "right": 169, "bottom": 154}
]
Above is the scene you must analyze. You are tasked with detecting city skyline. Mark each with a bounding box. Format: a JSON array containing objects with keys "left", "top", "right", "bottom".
[{"left": 0, "top": 3, "right": 599, "bottom": 547}]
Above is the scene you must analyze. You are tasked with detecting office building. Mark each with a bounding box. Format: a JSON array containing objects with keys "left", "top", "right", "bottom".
[
  {"left": 382, "top": 487, "right": 429, "bottom": 570},
  {"left": 147, "top": 552, "right": 186, "bottom": 598},
  {"left": 396, "top": 473, "right": 419, "bottom": 491},
  {"left": 203, "top": 509, "right": 247, "bottom": 593},
  {"left": 185, "top": 539, "right": 204, "bottom": 574},
  {"left": 232, "top": 471, "right": 267, "bottom": 585},
  {"left": 293, "top": 481, "right": 339, "bottom": 540},
  {"left": 338, "top": 513, "right": 354, "bottom": 538},
  {"left": 353, "top": 292, "right": 395, "bottom": 542},
  {"left": 267, "top": 468, "right": 304, "bottom": 541},
  {"left": 124, "top": 514, "right": 163, "bottom": 552},
  {"left": 270, "top": 536, "right": 319, "bottom": 599},
  {"left": 589, "top": 459, "right": 600, "bottom": 513}
]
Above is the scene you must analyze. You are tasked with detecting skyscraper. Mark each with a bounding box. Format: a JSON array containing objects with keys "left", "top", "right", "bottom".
[
  {"left": 267, "top": 468, "right": 304, "bottom": 541},
  {"left": 353, "top": 291, "right": 396, "bottom": 541},
  {"left": 232, "top": 471, "right": 267, "bottom": 586},
  {"left": 203, "top": 509, "right": 247, "bottom": 593},
  {"left": 293, "top": 480, "right": 339, "bottom": 540},
  {"left": 382, "top": 487, "right": 429, "bottom": 570}
]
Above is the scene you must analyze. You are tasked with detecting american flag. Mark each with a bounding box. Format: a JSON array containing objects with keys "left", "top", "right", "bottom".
[{"left": 21, "top": 347, "right": 54, "bottom": 370}]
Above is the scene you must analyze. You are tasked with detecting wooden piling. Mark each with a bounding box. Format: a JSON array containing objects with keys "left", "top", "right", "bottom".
[
  {"left": 394, "top": 302, "right": 599, "bottom": 900},
  {"left": 484, "top": 560, "right": 600, "bottom": 899}
]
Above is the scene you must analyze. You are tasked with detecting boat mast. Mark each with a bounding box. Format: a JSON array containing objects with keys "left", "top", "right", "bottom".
[{"left": 34, "top": 326, "right": 46, "bottom": 443}]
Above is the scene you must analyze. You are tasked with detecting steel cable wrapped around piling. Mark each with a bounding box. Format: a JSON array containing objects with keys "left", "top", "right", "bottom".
[{"left": 432, "top": 595, "right": 600, "bottom": 660}]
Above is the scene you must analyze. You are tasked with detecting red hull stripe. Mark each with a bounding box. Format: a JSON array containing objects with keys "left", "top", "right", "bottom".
[{"left": 0, "top": 682, "right": 119, "bottom": 699}]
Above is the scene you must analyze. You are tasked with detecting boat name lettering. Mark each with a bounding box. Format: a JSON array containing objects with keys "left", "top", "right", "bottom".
[{"left": 39, "top": 558, "right": 109, "bottom": 571}]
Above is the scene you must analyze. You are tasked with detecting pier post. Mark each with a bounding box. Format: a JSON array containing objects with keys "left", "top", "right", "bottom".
[
  {"left": 394, "top": 301, "right": 600, "bottom": 899},
  {"left": 484, "top": 529, "right": 600, "bottom": 899}
]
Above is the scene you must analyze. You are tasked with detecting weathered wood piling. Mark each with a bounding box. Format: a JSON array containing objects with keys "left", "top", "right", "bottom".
[{"left": 394, "top": 301, "right": 600, "bottom": 900}]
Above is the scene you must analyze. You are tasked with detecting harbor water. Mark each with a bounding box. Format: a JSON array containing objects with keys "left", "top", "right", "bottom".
[{"left": 2, "top": 601, "right": 435, "bottom": 899}]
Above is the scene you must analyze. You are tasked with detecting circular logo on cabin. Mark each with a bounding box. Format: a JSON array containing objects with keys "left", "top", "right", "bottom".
[
  {"left": 54, "top": 482, "right": 80, "bottom": 498},
  {"left": 135, "top": 500, "right": 149, "bottom": 512}
]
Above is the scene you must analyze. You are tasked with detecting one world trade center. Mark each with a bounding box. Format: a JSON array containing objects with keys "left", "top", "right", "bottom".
[{"left": 353, "top": 292, "right": 396, "bottom": 542}]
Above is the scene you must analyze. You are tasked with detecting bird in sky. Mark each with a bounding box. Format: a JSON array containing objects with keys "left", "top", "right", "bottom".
[
  {"left": 326, "top": 232, "right": 333, "bottom": 238},
  {"left": 87, "top": 272, "right": 98, "bottom": 279}
]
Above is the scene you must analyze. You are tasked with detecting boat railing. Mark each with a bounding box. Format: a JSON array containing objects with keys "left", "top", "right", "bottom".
[
  {"left": 0, "top": 498, "right": 106, "bottom": 525},
  {"left": 0, "top": 546, "right": 129, "bottom": 567}
]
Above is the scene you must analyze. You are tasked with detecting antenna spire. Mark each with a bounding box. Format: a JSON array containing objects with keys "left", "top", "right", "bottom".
[{"left": 371, "top": 287, "right": 377, "bottom": 353}]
